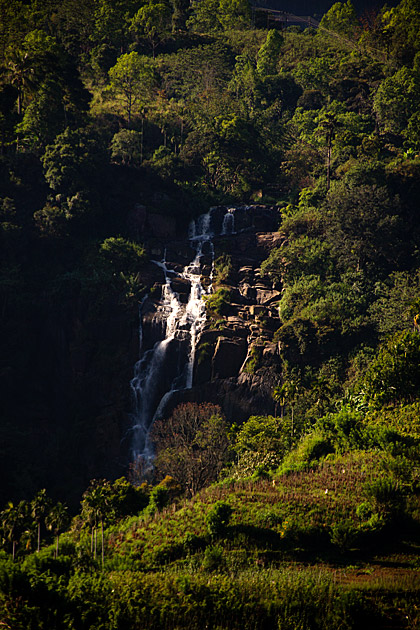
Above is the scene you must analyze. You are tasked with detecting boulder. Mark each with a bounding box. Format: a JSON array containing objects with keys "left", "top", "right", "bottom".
[
  {"left": 170, "top": 276, "right": 191, "bottom": 295},
  {"left": 256, "top": 231, "right": 284, "bottom": 249},
  {"left": 211, "top": 336, "right": 248, "bottom": 379},
  {"left": 256, "top": 289, "right": 282, "bottom": 305}
]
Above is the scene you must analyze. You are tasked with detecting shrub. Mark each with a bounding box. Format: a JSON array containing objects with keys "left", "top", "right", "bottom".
[
  {"left": 206, "top": 502, "right": 232, "bottom": 538},
  {"left": 148, "top": 485, "right": 169, "bottom": 513},
  {"left": 278, "top": 430, "right": 333, "bottom": 475},
  {"left": 204, "top": 287, "right": 231, "bottom": 316},
  {"left": 329, "top": 520, "right": 358, "bottom": 552},
  {"left": 363, "top": 478, "right": 405, "bottom": 519},
  {"left": 202, "top": 545, "right": 224, "bottom": 571}
]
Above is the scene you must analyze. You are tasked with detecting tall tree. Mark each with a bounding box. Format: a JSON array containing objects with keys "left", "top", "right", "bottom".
[
  {"left": 152, "top": 403, "right": 230, "bottom": 496},
  {"left": 130, "top": 1, "right": 172, "bottom": 58},
  {"left": 45, "top": 502, "right": 70, "bottom": 557},
  {"left": 1, "top": 501, "right": 29, "bottom": 560},
  {"left": 3, "top": 49, "right": 37, "bottom": 116},
  {"left": 82, "top": 480, "right": 112, "bottom": 566},
  {"left": 108, "top": 52, "right": 156, "bottom": 124},
  {"left": 256, "top": 29, "right": 283, "bottom": 77},
  {"left": 31, "top": 489, "right": 52, "bottom": 553},
  {"left": 319, "top": 1, "right": 360, "bottom": 39}
]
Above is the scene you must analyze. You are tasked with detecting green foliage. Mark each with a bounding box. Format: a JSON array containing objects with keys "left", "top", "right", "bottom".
[
  {"left": 373, "top": 67, "right": 420, "bottom": 136},
  {"left": 206, "top": 501, "right": 232, "bottom": 537},
  {"left": 329, "top": 519, "right": 358, "bottom": 551},
  {"left": 42, "top": 127, "right": 104, "bottom": 195},
  {"left": 363, "top": 478, "right": 405, "bottom": 520},
  {"left": 130, "top": 1, "right": 172, "bottom": 57},
  {"left": 319, "top": 1, "right": 359, "bottom": 39},
  {"left": 204, "top": 286, "right": 231, "bottom": 316},
  {"left": 256, "top": 29, "right": 283, "bottom": 77},
  {"left": 110, "top": 128, "right": 142, "bottom": 166},
  {"left": 363, "top": 330, "right": 420, "bottom": 407},
  {"left": 100, "top": 236, "right": 146, "bottom": 273},
  {"left": 148, "top": 484, "right": 170, "bottom": 513},
  {"left": 213, "top": 253, "right": 232, "bottom": 284},
  {"left": 369, "top": 269, "right": 420, "bottom": 338},
  {"left": 108, "top": 52, "right": 157, "bottom": 122}
]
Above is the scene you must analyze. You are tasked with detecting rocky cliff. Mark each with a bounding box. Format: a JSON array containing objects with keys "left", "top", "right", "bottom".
[{"left": 138, "top": 204, "right": 283, "bottom": 429}]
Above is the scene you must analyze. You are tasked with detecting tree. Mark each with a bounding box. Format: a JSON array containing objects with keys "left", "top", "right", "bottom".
[
  {"left": 363, "top": 330, "right": 420, "bottom": 407},
  {"left": 256, "top": 30, "right": 283, "bottom": 77},
  {"left": 152, "top": 403, "right": 230, "bottom": 496},
  {"left": 16, "top": 79, "right": 65, "bottom": 152},
  {"left": 110, "top": 128, "right": 142, "bottom": 166},
  {"left": 42, "top": 127, "right": 104, "bottom": 195},
  {"left": 0, "top": 0, "right": 27, "bottom": 63},
  {"left": 1, "top": 500, "right": 29, "bottom": 560},
  {"left": 3, "top": 49, "right": 37, "bottom": 117},
  {"left": 272, "top": 380, "right": 299, "bottom": 434},
  {"left": 108, "top": 52, "right": 156, "bottom": 124},
  {"left": 81, "top": 480, "right": 111, "bottom": 566},
  {"left": 100, "top": 237, "right": 146, "bottom": 273},
  {"left": 31, "top": 489, "right": 52, "bottom": 553},
  {"left": 218, "top": 0, "right": 251, "bottom": 31},
  {"left": 323, "top": 183, "right": 401, "bottom": 275},
  {"left": 373, "top": 68, "right": 420, "bottom": 136},
  {"left": 130, "top": 1, "right": 172, "bottom": 58},
  {"left": 187, "top": 0, "right": 222, "bottom": 32},
  {"left": 170, "top": 0, "right": 190, "bottom": 31},
  {"left": 45, "top": 502, "right": 70, "bottom": 557},
  {"left": 380, "top": 0, "right": 420, "bottom": 65},
  {"left": 319, "top": 1, "right": 360, "bottom": 39}
]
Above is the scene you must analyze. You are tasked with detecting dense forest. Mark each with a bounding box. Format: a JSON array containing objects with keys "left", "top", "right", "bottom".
[{"left": 1, "top": 0, "right": 420, "bottom": 627}]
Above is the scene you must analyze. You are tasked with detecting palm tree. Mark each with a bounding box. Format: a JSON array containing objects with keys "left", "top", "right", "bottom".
[
  {"left": 272, "top": 380, "right": 299, "bottom": 435},
  {"left": 1, "top": 500, "right": 29, "bottom": 560},
  {"left": 45, "top": 502, "right": 70, "bottom": 558},
  {"left": 31, "top": 489, "right": 51, "bottom": 553},
  {"left": 82, "top": 480, "right": 111, "bottom": 566},
  {"left": 4, "top": 49, "right": 37, "bottom": 116}
]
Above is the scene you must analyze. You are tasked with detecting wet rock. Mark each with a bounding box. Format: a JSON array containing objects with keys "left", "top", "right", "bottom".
[{"left": 170, "top": 276, "right": 191, "bottom": 295}]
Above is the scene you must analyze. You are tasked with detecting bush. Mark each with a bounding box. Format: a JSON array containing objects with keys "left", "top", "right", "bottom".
[
  {"left": 204, "top": 287, "right": 231, "bottom": 316},
  {"left": 329, "top": 520, "right": 359, "bottom": 552},
  {"left": 202, "top": 545, "right": 224, "bottom": 571},
  {"left": 206, "top": 502, "right": 232, "bottom": 538},
  {"left": 363, "top": 478, "right": 405, "bottom": 520}
]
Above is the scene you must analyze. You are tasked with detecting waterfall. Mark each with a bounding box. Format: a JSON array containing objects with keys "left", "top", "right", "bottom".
[
  {"left": 129, "top": 207, "right": 233, "bottom": 463},
  {"left": 221, "top": 208, "right": 235, "bottom": 235}
]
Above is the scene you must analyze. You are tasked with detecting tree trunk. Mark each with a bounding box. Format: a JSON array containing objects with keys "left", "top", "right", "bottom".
[
  {"left": 101, "top": 519, "right": 105, "bottom": 568},
  {"left": 37, "top": 521, "right": 41, "bottom": 552}
]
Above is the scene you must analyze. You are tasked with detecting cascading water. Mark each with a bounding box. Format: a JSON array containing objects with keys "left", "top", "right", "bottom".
[
  {"left": 129, "top": 207, "right": 229, "bottom": 463},
  {"left": 221, "top": 208, "right": 235, "bottom": 235}
]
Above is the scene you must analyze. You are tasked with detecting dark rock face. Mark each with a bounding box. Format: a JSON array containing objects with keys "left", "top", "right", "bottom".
[
  {"left": 211, "top": 337, "right": 248, "bottom": 379},
  {"left": 159, "top": 204, "right": 283, "bottom": 424}
]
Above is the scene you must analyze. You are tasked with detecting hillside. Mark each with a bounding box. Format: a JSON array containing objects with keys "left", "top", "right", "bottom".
[{"left": 0, "top": 0, "right": 420, "bottom": 626}]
